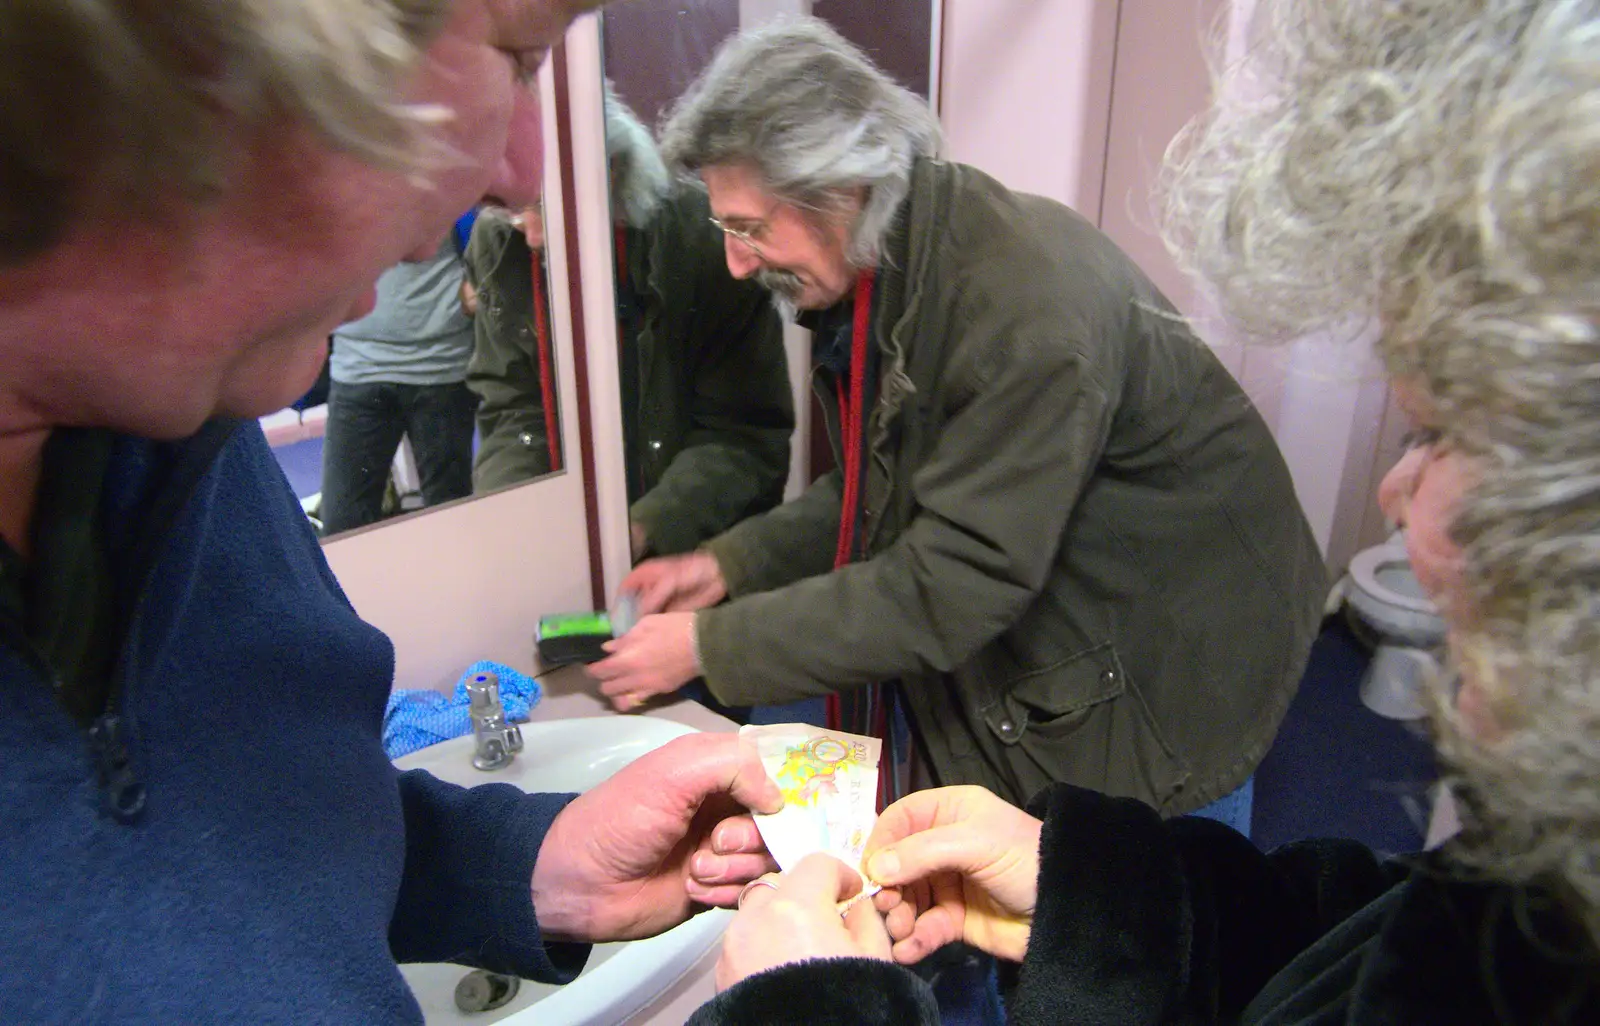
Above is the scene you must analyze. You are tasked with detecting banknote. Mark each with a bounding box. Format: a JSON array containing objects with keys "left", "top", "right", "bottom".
[{"left": 741, "top": 723, "right": 882, "bottom": 909}]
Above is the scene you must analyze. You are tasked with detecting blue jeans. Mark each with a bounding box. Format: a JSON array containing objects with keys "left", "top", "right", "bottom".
[
  {"left": 1186, "top": 775, "right": 1255, "bottom": 837},
  {"left": 320, "top": 380, "right": 477, "bottom": 534}
]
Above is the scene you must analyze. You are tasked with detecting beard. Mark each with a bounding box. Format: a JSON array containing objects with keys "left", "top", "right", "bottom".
[{"left": 755, "top": 267, "right": 805, "bottom": 321}]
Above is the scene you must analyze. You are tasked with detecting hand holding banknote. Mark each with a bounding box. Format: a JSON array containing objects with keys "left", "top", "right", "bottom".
[
  {"left": 531, "top": 732, "right": 782, "bottom": 942},
  {"left": 864, "top": 785, "right": 1043, "bottom": 964},
  {"left": 715, "top": 853, "right": 893, "bottom": 991}
]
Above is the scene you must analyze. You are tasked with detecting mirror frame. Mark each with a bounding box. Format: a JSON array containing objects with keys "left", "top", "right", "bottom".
[{"left": 558, "top": 17, "right": 635, "bottom": 603}]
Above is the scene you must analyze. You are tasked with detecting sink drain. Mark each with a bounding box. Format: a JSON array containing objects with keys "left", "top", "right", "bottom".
[{"left": 454, "top": 970, "right": 522, "bottom": 1013}]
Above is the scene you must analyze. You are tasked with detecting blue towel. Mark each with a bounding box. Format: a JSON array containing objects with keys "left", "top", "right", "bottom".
[{"left": 383, "top": 661, "right": 541, "bottom": 759}]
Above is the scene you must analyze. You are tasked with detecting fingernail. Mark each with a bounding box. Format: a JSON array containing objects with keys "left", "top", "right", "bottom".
[
  {"left": 868, "top": 851, "right": 899, "bottom": 881},
  {"left": 693, "top": 852, "right": 722, "bottom": 878},
  {"left": 712, "top": 826, "right": 733, "bottom": 854}
]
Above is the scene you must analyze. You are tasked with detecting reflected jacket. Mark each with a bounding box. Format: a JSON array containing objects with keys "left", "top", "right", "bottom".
[
  {"left": 689, "top": 784, "right": 1599, "bottom": 1024},
  {"left": 0, "top": 423, "right": 585, "bottom": 1021},
  {"left": 699, "top": 159, "right": 1328, "bottom": 814},
  {"left": 465, "top": 186, "right": 794, "bottom": 556}
]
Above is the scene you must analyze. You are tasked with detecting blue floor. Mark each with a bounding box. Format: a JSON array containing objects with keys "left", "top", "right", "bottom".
[{"left": 1253, "top": 616, "right": 1435, "bottom": 856}]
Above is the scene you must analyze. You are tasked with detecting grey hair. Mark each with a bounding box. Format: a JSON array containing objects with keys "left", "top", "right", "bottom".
[
  {"left": 657, "top": 16, "right": 941, "bottom": 267},
  {"left": 0, "top": 0, "right": 459, "bottom": 265},
  {"left": 1164, "top": 0, "right": 1600, "bottom": 949},
  {"left": 603, "top": 83, "right": 670, "bottom": 229}
]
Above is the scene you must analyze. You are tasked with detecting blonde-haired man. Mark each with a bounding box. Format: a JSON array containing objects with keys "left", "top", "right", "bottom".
[{"left": 0, "top": 2, "right": 782, "bottom": 1021}]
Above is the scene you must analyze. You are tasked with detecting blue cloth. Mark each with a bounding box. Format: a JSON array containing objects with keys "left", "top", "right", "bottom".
[
  {"left": 1187, "top": 774, "right": 1256, "bottom": 837},
  {"left": 2, "top": 421, "right": 584, "bottom": 1023},
  {"left": 384, "top": 660, "right": 542, "bottom": 758}
]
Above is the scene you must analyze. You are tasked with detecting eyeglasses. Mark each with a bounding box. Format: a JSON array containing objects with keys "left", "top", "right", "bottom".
[
  {"left": 708, "top": 216, "right": 770, "bottom": 257},
  {"left": 708, "top": 199, "right": 782, "bottom": 258}
]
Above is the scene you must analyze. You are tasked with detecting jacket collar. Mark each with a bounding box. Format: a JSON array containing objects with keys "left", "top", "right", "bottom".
[{"left": 867, "top": 156, "right": 955, "bottom": 436}]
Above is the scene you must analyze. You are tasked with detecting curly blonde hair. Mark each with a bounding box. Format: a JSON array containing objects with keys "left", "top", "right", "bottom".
[
  {"left": 1164, "top": 0, "right": 1600, "bottom": 948},
  {"left": 0, "top": 0, "right": 457, "bottom": 264}
]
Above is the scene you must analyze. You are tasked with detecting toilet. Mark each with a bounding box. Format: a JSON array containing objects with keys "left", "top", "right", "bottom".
[{"left": 1342, "top": 539, "right": 1447, "bottom": 720}]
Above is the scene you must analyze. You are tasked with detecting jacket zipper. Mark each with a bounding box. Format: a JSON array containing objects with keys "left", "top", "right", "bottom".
[
  {"left": 83, "top": 419, "right": 242, "bottom": 824},
  {"left": 0, "top": 609, "right": 144, "bottom": 821}
]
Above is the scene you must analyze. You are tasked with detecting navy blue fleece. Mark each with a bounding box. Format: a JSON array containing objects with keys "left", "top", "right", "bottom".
[{"left": 0, "top": 423, "right": 585, "bottom": 1023}]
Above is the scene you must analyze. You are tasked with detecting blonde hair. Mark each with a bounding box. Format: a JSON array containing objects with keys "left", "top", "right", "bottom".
[
  {"left": 0, "top": 0, "right": 455, "bottom": 264},
  {"left": 1164, "top": 0, "right": 1600, "bottom": 950}
]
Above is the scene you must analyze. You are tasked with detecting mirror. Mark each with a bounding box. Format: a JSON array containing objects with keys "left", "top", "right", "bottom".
[
  {"left": 595, "top": 1, "right": 936, "bottom": 560},
  {"left": 264, "top": 200, "right": 566, "bottom": 541}
]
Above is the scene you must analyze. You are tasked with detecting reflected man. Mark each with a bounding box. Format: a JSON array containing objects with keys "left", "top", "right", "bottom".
[
  {"left": 321, "top": 237, "right": 479, "bottom": 535},
  {"left": 465, "top": 88, "right": 793, "bottom": 559}
]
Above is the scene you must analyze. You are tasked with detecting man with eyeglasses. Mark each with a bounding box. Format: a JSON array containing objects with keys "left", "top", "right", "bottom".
[{"left": 591, "top": 19, "right": 1328, "bottom": 837}]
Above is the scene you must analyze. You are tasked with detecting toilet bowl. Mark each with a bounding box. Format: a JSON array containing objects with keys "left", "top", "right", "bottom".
[{"left": 1343, "top": 542, "right": 1447, "bottom": 720}]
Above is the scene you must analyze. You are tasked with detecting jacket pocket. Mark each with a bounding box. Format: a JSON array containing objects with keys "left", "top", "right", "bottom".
[{"left": 981, "top": 642, "right": 1192, "bottom": 812}]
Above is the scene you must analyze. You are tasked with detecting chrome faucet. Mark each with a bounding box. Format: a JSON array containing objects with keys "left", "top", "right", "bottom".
[{"left": 465, "top": 671, "right": 523, "bottom": 771}]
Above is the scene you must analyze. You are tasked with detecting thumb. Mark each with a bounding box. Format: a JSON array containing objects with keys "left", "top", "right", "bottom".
[
  {"left": 866, "top": 823, "right": 995, "bottom": 888},
  {"left": 843, "top": 895, "right": 892, "bottom": 960},
  {"left": 786, "top": 853, "right": 864, "bottom": 904}
]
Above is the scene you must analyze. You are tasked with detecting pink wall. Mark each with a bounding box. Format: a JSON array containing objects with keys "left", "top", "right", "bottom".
[
  {"left": 938, "top": 0, "right": 1118, "bottom": 213},
  {"left": 322, "top": 474, "right": 594, "bottom": 693},
  {"left": 322, "top": 61, "right": 596, "bottom": 693},
  {"left": 1097, "top": 0, "right": 1224, "bottom": 321},
  {"left": 938, "top": 0, "right": 1400, "bottom": 572}
]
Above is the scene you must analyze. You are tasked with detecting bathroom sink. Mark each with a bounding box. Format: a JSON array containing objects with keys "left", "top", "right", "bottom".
[{"left": 393, "top": 717, "right": 731, "bottom": 1026}]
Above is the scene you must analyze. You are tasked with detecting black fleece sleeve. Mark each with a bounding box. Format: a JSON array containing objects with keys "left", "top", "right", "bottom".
[
  {"left": 1005, "top": 784, "right": 1403, "bottom": 1024},
  {"left": 686, "top": 958, "right": 941, "bottom": 1026}
]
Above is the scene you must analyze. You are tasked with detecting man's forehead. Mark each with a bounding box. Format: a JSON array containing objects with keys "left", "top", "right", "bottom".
[{"left": 701, "top": 165, "right": 773, "bottom": 219}]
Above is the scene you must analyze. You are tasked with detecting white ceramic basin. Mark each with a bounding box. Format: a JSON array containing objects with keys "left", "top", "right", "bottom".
[{"left": 393, "top": 717, "right": 730, "bottom": 1026}]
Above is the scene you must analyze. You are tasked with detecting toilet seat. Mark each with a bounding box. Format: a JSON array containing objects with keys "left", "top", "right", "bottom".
[{"left": 1346, "top": 545, "right": 1447, "bottom": 647}]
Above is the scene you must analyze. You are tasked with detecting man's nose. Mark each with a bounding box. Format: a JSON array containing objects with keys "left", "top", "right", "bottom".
[{"left": 724, "top": 236, "right": 760, "bottom": 279}]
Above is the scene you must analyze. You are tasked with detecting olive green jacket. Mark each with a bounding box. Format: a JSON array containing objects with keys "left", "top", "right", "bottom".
[
  {"left": 699, "top": 159, "right": 1327, "bottom": 814},
  {"left": 464, "top": 188, "right": 793, "bottom": 556}
]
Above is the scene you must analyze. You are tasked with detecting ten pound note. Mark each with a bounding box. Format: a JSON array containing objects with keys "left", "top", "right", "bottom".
[{"left": 740, "top": 723, "right": 883, "bottom": 910}]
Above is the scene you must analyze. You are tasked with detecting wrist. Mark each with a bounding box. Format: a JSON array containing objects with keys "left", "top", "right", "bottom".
[
  {"left": 688, "top": 613, "right": 704, "bottom": 675},
  {"left": 529, "top": 806, "right": 597, "bottom": 941}
]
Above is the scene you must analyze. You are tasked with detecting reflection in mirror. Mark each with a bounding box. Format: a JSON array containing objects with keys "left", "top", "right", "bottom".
[
  {"left": 262, "top": 200, "right": 564, "bottom": 540},
  {"left": 597, "top": 2, "right": 935, "bottom": 562},
  {"left": 461, "top": 202, "right": 567, "bottom": 493},
  {"left": 592, "top": 69, "right": 795, "bottom": 562}
]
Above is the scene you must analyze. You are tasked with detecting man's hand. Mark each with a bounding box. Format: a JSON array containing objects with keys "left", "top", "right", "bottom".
[
  {"left": 864, "top": 786, "right": 1043, "bottom": 964},
  {"left": 620, "top": 552, "right": 727, "bottom": 615},
  {"left": 716, "top": 854, "right": 894, "bottom": 992},
  {"left": 588, "top": 612, "right": 699, "bottom": 711},
  {"left": 530, "top": 732, "right": 781, "bottom": 942}
]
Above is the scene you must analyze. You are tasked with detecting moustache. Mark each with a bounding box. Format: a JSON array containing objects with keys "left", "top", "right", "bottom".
[{"left": 755, "top": 268, "right": 805, "bottom": 301}]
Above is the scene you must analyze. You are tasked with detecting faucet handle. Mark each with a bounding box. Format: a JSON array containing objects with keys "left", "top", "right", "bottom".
[{"left": 466, "top": 671, "right": 502, "bottom": 713}]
